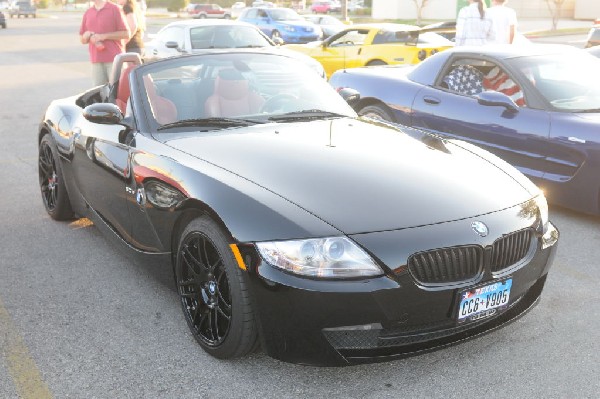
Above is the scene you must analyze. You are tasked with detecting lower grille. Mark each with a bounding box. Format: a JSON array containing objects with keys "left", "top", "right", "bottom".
[{"left": 407, "top": 245, "right": 482, "bottom": 284}]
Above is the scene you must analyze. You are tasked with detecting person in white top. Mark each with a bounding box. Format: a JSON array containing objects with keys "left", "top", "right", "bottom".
[
  {"left": 455, "top": 0, "right": 495, "bottom": 46},
  {"left": 487, "top": 0, "right": 517, "bottom": 44}
]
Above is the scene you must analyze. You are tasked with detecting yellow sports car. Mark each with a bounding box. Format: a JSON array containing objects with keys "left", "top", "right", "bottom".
[{"left": 285, "top": 23, "right": 453, "bottom": 78}]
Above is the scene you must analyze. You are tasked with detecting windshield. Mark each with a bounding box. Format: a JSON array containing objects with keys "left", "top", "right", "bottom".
[
  {"left": 190, "top": 25, "right": 272, "bottom": 49},
  {"left": 269, "top": 9, "right": 303, "bottom": 21},
  {"left": 507, "top": 52, "right": 600, "bottom": 112},
  {"left": 137, "top": 53, "right": 356, "bottom": 131}
]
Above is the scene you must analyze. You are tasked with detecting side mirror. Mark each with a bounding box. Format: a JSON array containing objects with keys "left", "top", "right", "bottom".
[
  {"left": 83, "top": 103, "right": 134, "bottom": 144},
  {"left": 338, "top": 87, "right": 360, "bottom": 107},
  {"left": 84, "top": 103, "right": 124, "bottom": 125},
  {"left": 165, "top": 41, "right": 185, "bottom": 53},
  {"left": 476, "top": 91, "right": 519, "bottom": 111}
]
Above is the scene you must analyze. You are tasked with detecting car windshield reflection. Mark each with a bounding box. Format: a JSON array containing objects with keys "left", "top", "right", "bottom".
[
  {"left": 138, "top": 53, "right": 356, "bottom": 130},
  {"left": 508, "top": 52, "right": 600, "bottom": 112}
]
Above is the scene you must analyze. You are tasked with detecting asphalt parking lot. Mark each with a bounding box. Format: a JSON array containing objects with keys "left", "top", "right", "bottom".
[{"left": 0, "top": 12, "right": 599, "bottom": 399}]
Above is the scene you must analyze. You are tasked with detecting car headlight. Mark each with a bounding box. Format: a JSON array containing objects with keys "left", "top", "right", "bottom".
[
  {"left": 283, "top": 25, "right": 296, "bottom": 32},
  {"left": 534, "top": 192, "right": 549, "bottom": 232},
  {"left": 256, "top": 237, "right": 383, "bottom": 278}
]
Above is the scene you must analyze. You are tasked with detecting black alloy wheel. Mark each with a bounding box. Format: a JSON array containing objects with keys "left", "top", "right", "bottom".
[
  {"left": 175, "top": 216, "right": 257, "bottom": 358},
  {"left": 38, "top": 135, "right": 73, "bottom": 220}
]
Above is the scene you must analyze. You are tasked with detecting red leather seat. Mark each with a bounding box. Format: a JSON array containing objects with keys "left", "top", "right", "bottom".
[
  {"left": 143, "top": 75, "right": 178, "bottom": 125},
  {"left": 204, "top": 70, "right": 264, "bottom": 118},
  {"left": 116, "top": 64, "right": 136, "bottom": 113}
]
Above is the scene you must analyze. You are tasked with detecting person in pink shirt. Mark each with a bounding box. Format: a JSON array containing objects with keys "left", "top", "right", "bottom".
[{"left": 79, "top": 0, "right": 130, "bottom": 86}]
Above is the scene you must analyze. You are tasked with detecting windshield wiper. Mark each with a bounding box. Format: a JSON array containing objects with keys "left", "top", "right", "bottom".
[
  {"left": 157, "top": 117, "right": 264, "bottom": 131},
  {"left": 268, "top": 109, "right": 347, "bottom": 122}
]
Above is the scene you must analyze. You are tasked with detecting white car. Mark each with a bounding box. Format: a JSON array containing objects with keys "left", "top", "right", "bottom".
[
  {"left": 231, "top": 1, "right": 246, "bottom": 18},
  {"left": 143, "top": 19, "right": 325, "bottom": 77}
]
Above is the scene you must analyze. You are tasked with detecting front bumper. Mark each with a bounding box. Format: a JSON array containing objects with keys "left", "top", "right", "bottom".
[{"left": 242, "top": 207, "right": 559, "bottom": 366}]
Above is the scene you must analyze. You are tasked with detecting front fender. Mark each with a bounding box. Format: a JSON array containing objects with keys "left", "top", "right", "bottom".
[{"left": 129, "top": 135, "right": 341, "bottom": 251}]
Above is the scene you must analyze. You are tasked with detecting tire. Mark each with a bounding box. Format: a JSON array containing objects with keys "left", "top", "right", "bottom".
[
  {"left": 38, "top": 134, "right": 74, "bottom": 220},
  {"left": 271, "top": 30, "right": 281, "bottom": 41},
  {"left": 359, "top": 104, "right": 395, "bottom": 123},
  {"left": 175, "top": 216, "right": 258, "bottom": 359},
  {"left": 366, "top": 60, "right": 387, "bottom": 66},
  {"left": 199, "top": 13, "right": 207, "bottom": 19},
  {"left": 223, "top": 14, "right": 231, "bottom": 19}
]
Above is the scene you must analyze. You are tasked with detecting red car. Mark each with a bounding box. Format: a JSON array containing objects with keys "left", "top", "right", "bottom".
[
  {"left": 189, "top": 3, "right": 231, "bottom": 19},
  {"left": 311, "top": 1, "right": 333, "bottom": 14}
]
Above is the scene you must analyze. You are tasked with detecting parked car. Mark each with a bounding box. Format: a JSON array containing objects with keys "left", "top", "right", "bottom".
[
  {"left": 143, "top": 19, "right": 324, "bottom": 77},
  {"left": 585, "top": 25, "right": 600, "bottom": 48},
  {"left": 311, "top": 1, "right": 334, "bottom": 14},
  {"left": 238, "top": 7, "right": 322, "bottom": 43},
  {"left": 329, "top": 44, "right": 600, "bottom": 215},
  {"left": 0, "top": 10, "right": 6, "bottom": 28},
  {"left": 231, "top": 1, "right": 246, "bottom": 18},
  {"left": 304, "top": 14, "right": 345, "bottom": 39},
  {"left": 286, "top": 23, "right": 453, "bottom": 78},
  {"left": 189, "top": 3, "right": 231, "bottom": 19},
  {"left": 8, "top": 1, "right": 35, "bottom": 18},
  {"left": 38, "top": 49, "right": 558, "bottom": 366}
]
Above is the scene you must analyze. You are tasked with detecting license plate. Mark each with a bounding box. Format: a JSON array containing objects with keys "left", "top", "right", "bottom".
[{"left": 457, "top": 279, "right": 512, "bottom": 323}]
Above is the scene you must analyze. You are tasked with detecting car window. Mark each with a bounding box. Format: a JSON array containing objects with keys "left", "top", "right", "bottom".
[
  {"left": 268, "top": 8, "right": 303, "bottom": 21},
  {"left": 507, "top": 52, "right": 600, "bottom": 111},
  {"left": 438, "top": 58, "right": 526, "bottom": 106},
  {"left": 137, "top": 53, "right": 356, "bottom": 130},
  {"left": 158, "top": 26, "right": 184, "bottom": 48},
  {"left": 372, "top": 30, "right": 416, "bottom": 45},
  {"left": 190, "top": 25, "right": 271, "bottom": 49},
  {"left": 330, "top": 29, "right": 368, "bottom": 47},
  {"left": 244, "top": 9, "right": 257, "bottom": 18}
]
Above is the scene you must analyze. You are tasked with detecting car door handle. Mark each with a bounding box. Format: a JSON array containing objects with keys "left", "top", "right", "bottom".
[{"left": 423, "top": 96, "right": 441, "bottom": 105}]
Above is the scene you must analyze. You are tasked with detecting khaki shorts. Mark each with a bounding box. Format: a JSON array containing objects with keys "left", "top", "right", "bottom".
[{"left": 91, "top": 62, "right": 113, "bottom": 86}]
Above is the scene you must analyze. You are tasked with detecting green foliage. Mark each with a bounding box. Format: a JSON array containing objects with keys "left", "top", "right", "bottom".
[
  {"left": 166, "top": 0, "right": 187, "bottom": 12},
  {"left": 352, "top": 7, "right": 371, "bottom": 16},
  {"left": 38, "top": 0, "right": 48, "bottom": 8}
]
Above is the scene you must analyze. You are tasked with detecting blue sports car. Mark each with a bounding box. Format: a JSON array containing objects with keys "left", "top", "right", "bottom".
[
  {"left": 238, "top": 7, "right": 322, "bottom": 44},
  {"left": 330, "top": 45, "right": 600, "bottom": 216}
]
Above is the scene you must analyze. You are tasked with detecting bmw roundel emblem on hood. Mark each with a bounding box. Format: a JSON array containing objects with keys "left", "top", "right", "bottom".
[{"left": 471, "top": 221, "right": 489, "bottom": 237}]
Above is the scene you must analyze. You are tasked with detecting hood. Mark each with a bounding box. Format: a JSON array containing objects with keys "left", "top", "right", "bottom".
[
  {"left": 278, "top": 20, "right": 316, "bottom": 29},
  {"left": 163, "top": 119, "right": 534, "bottom": 234}
]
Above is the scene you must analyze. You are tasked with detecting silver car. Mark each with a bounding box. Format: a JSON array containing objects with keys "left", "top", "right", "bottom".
[{"left": 143, "top": 19, "right": 325, "bottom": 77}]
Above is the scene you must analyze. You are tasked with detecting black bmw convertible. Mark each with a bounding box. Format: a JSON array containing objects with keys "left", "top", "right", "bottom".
[{"left": 38, "top": 50, "right": 559, "bottom": 366}]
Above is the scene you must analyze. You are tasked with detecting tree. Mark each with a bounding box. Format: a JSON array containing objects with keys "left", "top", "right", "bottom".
[
  {"left": 545, "top": 0, "right": 566, "bottom": 31},
  {"left": 411, "top": 0, "right": 430, "bottom": 26}
]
